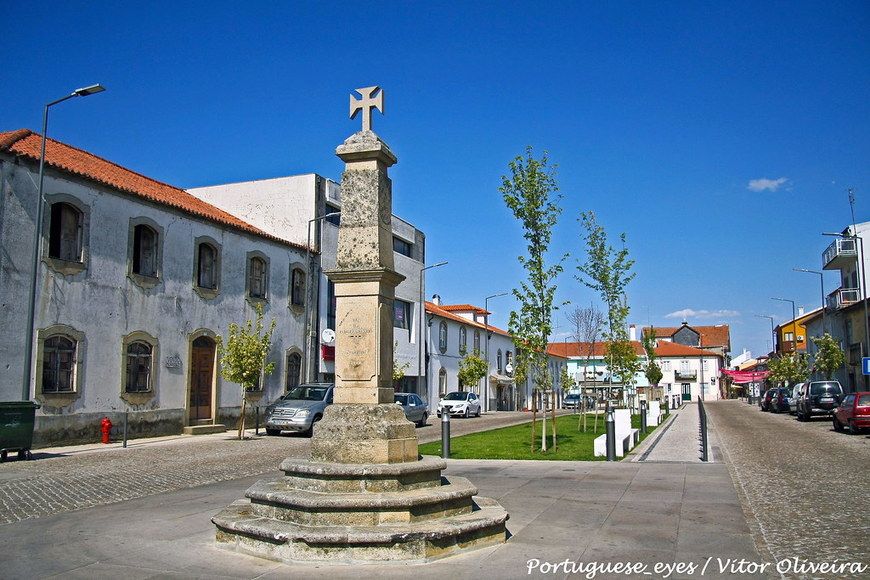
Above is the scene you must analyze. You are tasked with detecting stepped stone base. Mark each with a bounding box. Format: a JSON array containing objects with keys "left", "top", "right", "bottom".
[
  {"left": 182, "top": 424, "right": 226, "bottom": 435},
  {"left": 212, "top": 455, "right": 509, "bottom": 564}
]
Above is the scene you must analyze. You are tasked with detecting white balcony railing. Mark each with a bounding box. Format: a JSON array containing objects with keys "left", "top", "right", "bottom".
[
  {"left": 826, "top": 287, "right": 860, "bottom": 309},
  {"left": 823, "top": 238, "right": 858, "bottom": 270}
]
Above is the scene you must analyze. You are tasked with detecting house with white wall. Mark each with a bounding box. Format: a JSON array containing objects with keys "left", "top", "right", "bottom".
[{"left": 0, "top": 129, "right": 308, "bottom": 444}]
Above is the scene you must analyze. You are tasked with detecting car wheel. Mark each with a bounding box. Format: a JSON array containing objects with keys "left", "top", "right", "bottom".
[
  {"left": 463, "top": 407, "right": 470, "bottom": 418},
  {"left": 417, "top": 413, "right": 428, "bottom": 427},
  {"left": 849, "top": 420, "right": 860, "bottom": 435},
  {"left": 476, "top": 407, "right": 481, "bottom": 417},
  {"left": 833, "top": 417, "right": 843, "bottom": 432},
  {"left": 305, "top": 415, "right": 322, "bottom": 438},
  {"left": 265, "top": 428, "right": 281, "bottom": 436}
]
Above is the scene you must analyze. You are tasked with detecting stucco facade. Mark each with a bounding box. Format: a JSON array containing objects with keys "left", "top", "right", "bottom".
[{"left": 1, "top": 130, "right": 308, "bottom": 444}]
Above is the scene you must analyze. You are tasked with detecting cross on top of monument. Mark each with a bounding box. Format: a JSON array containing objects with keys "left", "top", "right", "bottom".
[{"left": 350, "top": 86, "right": 384, "bottom": 133}]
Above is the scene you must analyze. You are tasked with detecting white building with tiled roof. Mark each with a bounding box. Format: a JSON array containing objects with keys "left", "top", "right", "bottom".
[{"left": 0, "top": 129, "right": 309, "bottom": 444}]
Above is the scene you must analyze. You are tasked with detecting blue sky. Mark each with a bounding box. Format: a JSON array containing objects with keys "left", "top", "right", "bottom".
[{"left": 5, "top": 2, "right": 869, "bottom": 358}]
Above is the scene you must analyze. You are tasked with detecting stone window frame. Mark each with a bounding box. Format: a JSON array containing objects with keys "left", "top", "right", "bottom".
[
  {"left": 289, "top": 262, "right": 306, "bottom": 310},
  {"left": 35, "top": 324, "right": 86, "bottom": 406},
  {"left": 193, "top": 236, "right": 222, "bottom": 300},
  {"left": 285, "top": 348, "right": 302, "bottom": 391},
  {"left": 121, "top": 332, "right": 158, "bottom": 403},
  {"left": 127, "top": 217, "right": 163, "bottom": 290},
  {"left": 246, "top": 250, "right": 270, "bottom": 305},
  {"left": 43, "top": 194, "right": 89, "bottom": 276},
  {"left": 438, "top": 367, "right": 447, "bottom": 397},
  {"left": 438, "top": 321, "right": 448, "bottom": 353},
  {"left": 459, "top": 326, "right": 467, "bottom": 355},
  {"left": 497, "top": 349, "right": 503, "bottom": 374},
  {"left": 473, "top": 329, "right": 481, "bottom": 353}
]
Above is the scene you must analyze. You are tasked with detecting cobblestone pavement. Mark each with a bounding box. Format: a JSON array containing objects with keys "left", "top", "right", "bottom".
[
  {"left": 0, "top": 411, "right": 536, "bottom": 526},
  {"left": 707, "top": 400, "right": 870, "bottom": 579}
]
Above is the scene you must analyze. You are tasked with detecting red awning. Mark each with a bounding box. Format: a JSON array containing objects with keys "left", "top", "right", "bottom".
[{"left": 721, "top": 369, "right": 770, "bottom": 384}]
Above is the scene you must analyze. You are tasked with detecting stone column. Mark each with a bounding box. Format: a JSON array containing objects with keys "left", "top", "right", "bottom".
[{"left": 309, "top": 130, "right": 417, "bottom": 464}]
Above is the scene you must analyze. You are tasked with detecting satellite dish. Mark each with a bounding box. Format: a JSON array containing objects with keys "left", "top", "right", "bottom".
[{"left": 321, "top": 328, "right": 336, "bottom": 344}]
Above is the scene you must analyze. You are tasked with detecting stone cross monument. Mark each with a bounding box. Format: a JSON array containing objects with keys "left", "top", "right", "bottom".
[{"left": 212, "top": 87, "right": 508, "bottom": 563}]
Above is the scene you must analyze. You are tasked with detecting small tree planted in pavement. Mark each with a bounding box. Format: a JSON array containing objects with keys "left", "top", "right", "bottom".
[
  {"left": 812, "top": 333, "right": 846, "bottom": 380},
  {"left": 217, "top": 304, "right": 276, "bottom": 440}
]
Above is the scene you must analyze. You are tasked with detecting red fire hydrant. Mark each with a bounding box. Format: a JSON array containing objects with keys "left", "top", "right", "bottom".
[{"left": 100, "top": 417, "right": 113, "bottom": 444}]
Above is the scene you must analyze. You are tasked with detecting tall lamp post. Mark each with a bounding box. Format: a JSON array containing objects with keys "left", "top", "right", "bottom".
[
  {"left": 823, "top": 230, "right": 870, "bottom": 390},
  {"left": 23, "top": 84, "right": 106, "bottom": 400},
  {"left": 793, "top": 268, "right": 826, "bottom": 334},
  {"left": 302, "top": 211, "right": 340, "bottom": 383},
  {"left": 755, "top": 314, "right": 775, "bottom": 354},
  {"left": 771, "top": 297, "right": 798, "bottom": 354},
  {"left": 417, "top": 261, "right": 448, "bottom": 398},
  {"left": 483, "top": 292, "right": 509, "bottom": 413}
]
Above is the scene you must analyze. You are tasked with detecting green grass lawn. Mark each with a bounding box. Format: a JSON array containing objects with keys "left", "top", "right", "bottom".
[{"left": 418, "top": 411, "right": 666, "bottom": 461}]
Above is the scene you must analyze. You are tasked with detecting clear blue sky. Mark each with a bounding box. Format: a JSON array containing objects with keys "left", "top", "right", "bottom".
[{"left": 6, "top": 2, "right": 869, "bottom": 359}]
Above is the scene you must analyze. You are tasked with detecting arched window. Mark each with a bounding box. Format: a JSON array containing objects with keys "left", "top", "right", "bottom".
[
  {"left": 291, "top": 267, "right": 306, "bottom": 306},
  {"left": 439, "top": 321, "right": 448, "bottom": 353},
  {"left": 473, "top": 329, "right": 481, "bottom": 353},
  {"left": 438, "top": 367, "right": 447, "bottom": 397},
  {"left": 286, "top": 352, "right": 302, "bottom": 390},
  {"left": 197, "top": 243, "right": 217, "bottom": 289},
  {"left": 497, "top": 349, "right": 503, "bottom": 373},
  {"left": 42, "top": 336, "right": 76, "bottom": 393},
  {"left": 126, "top": 341, "right": 153, "bottom": 393},
  {"left": 459, "top": 327, "right": 467, "bottom": 354},
  {"left": 132, "top": 224, "right": 158, "bottom": 277},
  {"left": 48, "top": 202, "right": 83, "bottom": 262}
]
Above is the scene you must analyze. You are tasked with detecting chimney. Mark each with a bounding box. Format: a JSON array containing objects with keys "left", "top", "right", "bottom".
[
  {"left": 432, "top": 294, "right": 442, "bottom": 306},
  {"left": 629, "top": 324, "right": 637, "bottom": 341},
  {"left": 798, "top": 306, "right": 805, "bottom": 317}
]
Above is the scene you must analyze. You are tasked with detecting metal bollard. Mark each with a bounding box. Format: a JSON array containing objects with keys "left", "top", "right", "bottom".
[
  {"left": 255, "top": 407, "right": 260, "bottom": 436},
  {"left": 640, "top": 400, "right": 647, "bottom": 434},
  {"left": 605, "top": 407, "right": 616, "bottom": 461},
  {"left": 441, "top": 410, "right": 450, "bottom": 458},
  {"left": 123, "top": 411, "right": 129, "bottom": 448}
]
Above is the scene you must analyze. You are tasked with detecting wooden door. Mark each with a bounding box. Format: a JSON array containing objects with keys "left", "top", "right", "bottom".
[{"left": 190, "top": 337, "right": 215, "bottom": 423}]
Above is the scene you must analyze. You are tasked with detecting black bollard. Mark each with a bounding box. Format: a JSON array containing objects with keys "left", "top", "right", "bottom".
[
  {"left": 605, "top": 407, "right": 616, "bottom": 461},
  {"left": 640, "top": 400, "right": 647, "bottom": 434},
  {"left": 441, "top": 410, "right": 450, "bottom": 458},
  {"left": 255, "top": 406, "right": 260, "bottom": 436},
  {"left": 122, "top": 410, "right": 129, "bottom": 449}
]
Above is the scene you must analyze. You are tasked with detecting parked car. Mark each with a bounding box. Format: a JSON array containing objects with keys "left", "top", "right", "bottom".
[
  {"left": 788, "top": 383, "right": 805, "bottom": 415},
  {"left": 264, "top": 383, "right": 334, "bottom": 436},
  {"left": 394, "top": 392, "right": 429, "bottom": 426},
  {"left": 795, "top": 380, "right": 844, "bottom": 421},
  {"left": 769, "top": 387, "right": 792, "bottom": 413},
  {"left": 759, "top": 388, "right": 777, "bottom": 411},
  {"left": 563, "top": 393, "right": 582, "bottom": 409},
  {"left": 437, "top": 391, "right": 481, "bottom": 418},
  {"left": 832, "top": 392, "right": 870, "bottom": 434}
]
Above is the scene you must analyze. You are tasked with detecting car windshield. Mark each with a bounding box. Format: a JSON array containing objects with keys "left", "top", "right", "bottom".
[
  {"left": 285, "top": 386, "right": 329, "bottom": 401},
  {"left": 566, "top": 394, "right": 580, "bottom": 399},
  {"left": 810, "top": 383, "right": 840, "bottom": 395},
  {"left": 443, "top": 392, "right": 469, "bottom": 401},
  {"left": 394, "top": 394, "right": 409, "bottom": 405}
]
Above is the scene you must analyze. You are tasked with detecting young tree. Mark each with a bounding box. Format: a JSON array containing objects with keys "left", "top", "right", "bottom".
[
  {"left": 217, "top": 304, "right": 276, "bottom": 439},
  {"left": 458, "top": 349, "right": 488, "bottom": 391},
  {"left": 501, "top": 147, "right": 567, "bottom": 452},
  {"left": 576, "top": 211, "right": 636, "bottom": 403},
  {"left": 767, "top": 352, "right": 811, "bottom": 387},
  {"left": 811, "top": 333, "right": 846, "bottom": 379},
  {"left": 642, "top": 327, "right": 663, "bottom": 399},
  {"left": 566, "top": 304, "right": 604, "bottom": 383}
]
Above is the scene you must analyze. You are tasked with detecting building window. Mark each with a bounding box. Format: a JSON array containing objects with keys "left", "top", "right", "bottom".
[
  {"left": 196, "top": 242, "right": 218, "bottom": 289},
  {"left": 474, "top": 329, "right": 481, "bottom": 353},
  {"left": 702, "top": 359, "right": 708, "bottom": 371},
  {"left": 394, "top": 300, "right": 411, "bottom": 329},
  {"left": 662, "top": 360, "right": 671, "bottom": 372},
  {"left": 439, "top": 367, "right": 447, "bottom": 397},
  {"left": 497, "top": 349, "right": 503, "bottom": 373},
  {"left": 439, "top": 321, "right": 448, "bottom": 353},
  {"left": 393, "top": 237, "right": 412, "bottom": 257},
  {"left": 247, "top": 254, "right": 269, "bottom": 300},
  {"left": 42, "top": 336, "right": 76, "bottom": 393},
  {"left": 325, "top": 204, "right": 341, "bottom": 226},
  {"left": 291, "top": 267, "right": 306, "bottom": 307},
  {"left": 327, "top": 281, "right": 336, "bottom": 330},
  {"left": 48, "top": 202, "right": 83, "bottom": 262},
  {"left": 286, "top": 351, "right": 302, "bottom": 390},
  {"left": 132, "top": 224, "right": 159, "bottom": 277},
  {"left": 125, "top": 341, "right": 153, "bottom": 393},
  {"left": 459, "top": 327, "right": 467, "bottom": 354}
]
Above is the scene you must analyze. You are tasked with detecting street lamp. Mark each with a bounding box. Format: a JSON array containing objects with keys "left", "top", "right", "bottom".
[
  {"left": 755, "top": 314, "right": 775, "bottom": 354},
  {"left": 483, "top": 292, "right": 509, "bottom": 413},
  {"left": 23, "top": 84, "right": 106, "bottom": 400},
  {"left": 417, "top": 261, "right": 448, "bottom": 399},
  {"left": 793, "top": 268, "right": 826, "bottom": 334},
  {"left": 771, "top": 297, "right": 798, "bottom": 354},
  {"left": 302, "top": 211, "right": 340, "bottom": 383},
  {"left": 823, "top": 230, "right": 870, "bottom": 390}
]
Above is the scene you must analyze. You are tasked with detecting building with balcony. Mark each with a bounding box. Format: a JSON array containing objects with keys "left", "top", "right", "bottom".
[{"left": 772, "top": 307, "right": 821, "bottom": 355}]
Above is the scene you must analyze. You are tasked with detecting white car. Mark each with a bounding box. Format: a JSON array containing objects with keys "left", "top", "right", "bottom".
[{"left": 437, "top": 391, "right": 481, "bottom": 418}]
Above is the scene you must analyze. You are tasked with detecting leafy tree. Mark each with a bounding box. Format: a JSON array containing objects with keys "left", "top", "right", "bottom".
[
  {"left": 458, "top": 349, "right": 488, "bottom": 390},
  {"left": 607, "top": 339, "right": 642, "bottom": 386},
  {"left": 217, "top": 304, "right": 276, "bottom": 439},
  {"left": 767, "top": 352, "right": 810, "bottom": 387},
  {"left": 501, "top": 146, "right": 567, "bottom": 452},
  {"left": 393, "top": 341, "right": 411, "bottom": 386},
  {"left": 811, "top": 333, "right": 845, "bottom": 379},
  {"left": 642, "top": 328, "right": 663, "bottom": 387}
]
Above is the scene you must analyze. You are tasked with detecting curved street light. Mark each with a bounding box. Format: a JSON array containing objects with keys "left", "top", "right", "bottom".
[
  {"left": 483, "top": 292, "right": 509, "bottom": 413},
  {"left": 23, "top": 84, "right": 106, "bottom": 399},
  {"left": 417, "top": 261, "right": 448, "bottom": 400}
]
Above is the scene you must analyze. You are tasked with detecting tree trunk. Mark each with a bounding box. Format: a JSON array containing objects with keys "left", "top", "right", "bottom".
[
  {"left": 530, "top": 391, "right": 537, "bottom": 453},
  {"left": 551, "top": 390, "right": 557, "bottom": 451},
  {"left": 237, "top": 396, "right": 247, "bottom": 440},
  {"left": 541, "top": 390, "right": 547, "bottom": 452}
]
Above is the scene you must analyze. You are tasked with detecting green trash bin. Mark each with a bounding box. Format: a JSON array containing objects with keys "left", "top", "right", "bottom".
[{"left": 0, "top": 401, "right": 41, "bottom": 462}]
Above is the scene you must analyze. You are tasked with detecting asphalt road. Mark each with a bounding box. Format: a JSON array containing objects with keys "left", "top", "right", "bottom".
[{"left": 707, "top": 400, "right": 870, "bottom": 578}]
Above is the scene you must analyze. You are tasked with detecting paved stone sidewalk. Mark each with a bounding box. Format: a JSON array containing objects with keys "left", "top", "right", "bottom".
[{"left": 632, "top": 403, "right": 720, "bottom": 463}]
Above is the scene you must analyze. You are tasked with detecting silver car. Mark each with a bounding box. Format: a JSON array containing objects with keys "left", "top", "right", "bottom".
[
  {"left": 394, "top": 392, "right": 429, "bottom": 426},
  {"left": 264, "top": 383, "right": 333, "bottom": 437}
]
